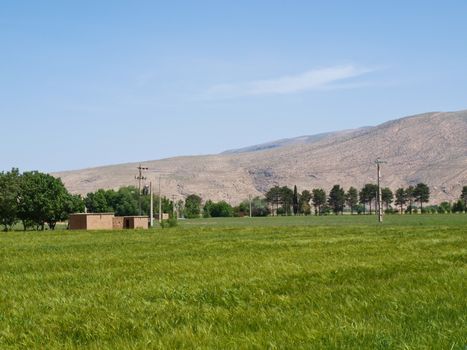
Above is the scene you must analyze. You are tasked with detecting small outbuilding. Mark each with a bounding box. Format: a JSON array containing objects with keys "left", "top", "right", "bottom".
[
  {"left": 69, "top": 213, "right": 149, "bottom": 230},
  {"left": 112, "top": 216, "right": 124, "bottom": 230},
  {"left": 123, "top": 216, "right": 149, "bottom": 229},
  {"left": 69, "top": 213, "right": 115, "bottom": 230}
]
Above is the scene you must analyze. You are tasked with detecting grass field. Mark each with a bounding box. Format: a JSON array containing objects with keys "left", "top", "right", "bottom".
[{"left": 1, "top": 215, "right": 466, "bottom": 349}]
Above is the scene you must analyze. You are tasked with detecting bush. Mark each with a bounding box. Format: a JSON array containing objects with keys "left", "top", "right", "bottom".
[
  {"left": 160, "top": 217, "right": 178, "bottom": 228},
  {"left": 355, "top": 204, "right": 365, "bottom": 215},
  {"left": 452, "top": 200, "right": 466, "bottom": 213},
  {"left": 438, "top": 202, "right": 452, "bottom": 214}
]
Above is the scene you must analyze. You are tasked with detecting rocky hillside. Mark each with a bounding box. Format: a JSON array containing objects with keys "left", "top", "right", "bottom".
[{"left": 54, "top": 110, "right": 467, "bottom": 204}]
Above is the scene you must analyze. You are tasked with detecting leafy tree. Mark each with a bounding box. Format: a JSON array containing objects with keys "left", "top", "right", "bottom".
[
  {"left": 45, "top": 179, "right": 76, "bottom": 230},
  {"left": 0, "top": 168, "right": 21, "bottom": 231},
  {"left": 406, "top": 185, "right": 415, "bottom": 214},
  {"left": 328, "top": 185, "right": 345, "bottom": 215},
  {"left": 66, "top": 194, "right": 85, "bottom": 214},
  {"left": 236, "top": 197, "right": 269, "bottom": 217},
  {"left": 18, "top": 171, "right": 73, "bottom": 230},
  {"left": 299, "top": 190, "right": 312, "bottom": 215},
  {"left": 265, "top": 186, "right": 282, "bottom": 215},
  {"left": 414, "top": 183, "right": 430, "bottom": 210},
  {"left": 452, "top": 200, "right": 465, "bottom": 213},
  {"left": 360, "top": 184, "right": 378, "bottom": 214},
  {"left": 395, "top": 188, "right": 407, "bottom": 214},
  {"left": 265, "top": 186, "right": 293, "bottom": 216},
  {"left": 85, "top": 189, "right": 113, "bottom": 213},
  {"left": 292, "top": 185, "right": 299, "bottom": 215},
  {"left": 312, "top": 188, "right": 326, "bottom": 216},
  {"left": 203, "top": 200, "right": 214, "bottom": 218},
  {"left": 280, "top": 186, "right": 294, "bottom": 216},
  {"left": 160, "top": 196, "right": 174, "bottom": 217},
  {"left": 233, "top": 201, "right": 249, "bottom": 217},
  {"left": 208, "top": 201, "right": 233, "bottom": 217},
  {"left": 460, "top": 186, "right": 467, "bottom": 207},
  {"left": 381, "top": 187, "right": 394, "bottom": 209},
  {"left": 345, "top": 187, "right": 358, "bottom": 214},
  {"left": 113, "top": 187, "right": 139, "bottom": 216},
  {"left": 185, "top": 194, "right": 202, "bottom": 218},
  {"left": 438, "top": 201, "right": 452, "bottom": 214},
  {"left": 251, "top": 197, "right": 270, "bottom": 217}
]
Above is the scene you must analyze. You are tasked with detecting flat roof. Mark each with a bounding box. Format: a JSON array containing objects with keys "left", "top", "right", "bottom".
[{"left": 70, "top": 213, "right": 115, "bottom": 216}]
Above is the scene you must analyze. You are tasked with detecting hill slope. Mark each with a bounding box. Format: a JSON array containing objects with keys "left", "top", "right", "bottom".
[{"left": 54, "top": 110, "right": 467, "bottom": 204}]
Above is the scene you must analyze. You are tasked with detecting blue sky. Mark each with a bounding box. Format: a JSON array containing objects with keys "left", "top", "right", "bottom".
[{"left": 1, "top": 1, "right": 466, "bottom": 172}]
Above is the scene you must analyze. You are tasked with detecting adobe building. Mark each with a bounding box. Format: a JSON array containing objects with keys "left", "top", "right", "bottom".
[
  {"left": 123, "top": 216, "right": 149, "bottom": 229},
  {"left": 112, "top": 216, "right": 124, "bottom": 230},
  {"left": 69, "top": 213, "right": 115, "bottom": 230},
  {"left": 69, "top": 213, "right": 149, "bottom": 230}
]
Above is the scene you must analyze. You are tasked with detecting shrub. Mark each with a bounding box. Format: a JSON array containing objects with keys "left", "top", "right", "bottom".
[{"left": 160, "top": 217, "right": 178, "bottom": 228}]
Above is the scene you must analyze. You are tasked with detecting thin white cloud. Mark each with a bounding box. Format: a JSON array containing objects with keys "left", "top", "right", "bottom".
[{"left": 203, "top": 64, "right": 377, "bottom": 99}]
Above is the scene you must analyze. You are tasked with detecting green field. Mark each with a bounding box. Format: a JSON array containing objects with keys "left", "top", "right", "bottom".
[{"left": 1, "top": 216, "right": 466, "bottom": 349}]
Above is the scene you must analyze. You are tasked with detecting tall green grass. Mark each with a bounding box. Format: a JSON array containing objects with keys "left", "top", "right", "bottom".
[{"left": 0, "top": 218, "right": 466, "bottom": 349}]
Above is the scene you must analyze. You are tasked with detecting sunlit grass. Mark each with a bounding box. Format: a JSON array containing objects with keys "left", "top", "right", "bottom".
[{"left": 0, "top": 216, "right": 466, "bottom": 349}]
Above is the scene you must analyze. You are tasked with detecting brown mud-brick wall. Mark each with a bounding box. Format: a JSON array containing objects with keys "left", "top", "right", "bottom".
[
  {"left": 69, "top": 213, "right": 114, "bottom": 230},
  {"left": 112, "top": 217, "right": 124, "bottom": 230}
]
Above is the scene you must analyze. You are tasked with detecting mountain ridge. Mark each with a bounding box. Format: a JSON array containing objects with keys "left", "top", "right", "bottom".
[{"left": 53, "top": 110, "right": 467, "bottom": 204}]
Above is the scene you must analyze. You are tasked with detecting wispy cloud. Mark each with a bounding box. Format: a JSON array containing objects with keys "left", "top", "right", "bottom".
[{"left": 203, "top": 64, "right": 377, "bottom": 99}]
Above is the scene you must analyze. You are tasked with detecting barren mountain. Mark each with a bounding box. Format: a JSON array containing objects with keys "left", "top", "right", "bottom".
[{"left": 54, "top": 110, "right": 467, "bottom": 204}]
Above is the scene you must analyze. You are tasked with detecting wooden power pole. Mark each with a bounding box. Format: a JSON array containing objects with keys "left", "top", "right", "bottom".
[
  {"left": 135, "top": 164, "right": 148, "bottom": 216},
  {"left": 375, "top": 159, "right": 386, "bottom": 223}
]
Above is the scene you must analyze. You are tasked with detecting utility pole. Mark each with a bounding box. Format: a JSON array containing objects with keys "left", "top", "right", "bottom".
[
  {"left": 135, "top": 164, "right": 148, "bottom": 215},
  {"left": 150, "top": 181, "right": 154, "bottom": 228},
  {"left": 158, "top": 175, "right": 162, "bottom": 223},
  {"left": 375, "top": 159, "right": 386, "bottom": 223},
  {"left": 172, "top": 195, "right": 176, "bottom": 218}
]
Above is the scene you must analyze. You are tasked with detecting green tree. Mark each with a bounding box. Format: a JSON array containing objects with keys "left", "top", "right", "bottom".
[
  {"left": 414, "top": 183, "right": 430, "bottom": 210},
  {"left": 85, "top": 189, "right": 113, "bottom": 213},
  {"left": 312, "top": 188, "right": 326, "bottom": 216},
  {"left": 280, "top": 186, "right": 294, "bottom": 216},
  {"left": 460, "top": 186, "right": 467, "bottom": 207},
  {"left": 395, "top": 188, "right": 407, "bottom": 214},
  {"left": 251, "top": 197, "right": 270, "bottom": 217},
  {"left": 265, "top": 186, "right": 293, "bottom": 216},
  {"left": 328, "top": 185, "right": 345, "bottom": 215},
  {"left": 18, "top": 171, "right": 73, "bottom": 230},
  {"left": 203, "top": 200, "right": 214, "bottom": 218},
  {"left": 299, "top": 190, "right": 312, "bottom": 215},
  {"left": 113, "top": 187, "right": 139, "bottom": 216},
  {"left": 381, "top": 187, "right": 394, "bottom": 209},
  {"left": 265, "top": 186, "right": 282, "bottom": 216},
  {"left": 292, "top": 185, "right": 299, "bottom": 215},
  {"left": 236, "top": 197, "right": 270, "bottom": 217},
  {"left": 209, "top": 201, "right": 233, "bottom": 217},
  {"left": 360, "top": 184, "right": 378, "bottom": 214},
  {"left": 345, "top": 187, "right": 358, "bottom": 214},
  {"left": 452, "top": 200, "right": 465, "bottom": 213},
  {"left": 0, "top": 168, "right": 21, "bottom": 231},
  {"left": 67, "top": 194, "right": 85, "bottom": 214},
  {"left": 406, "top": 185, "right": 415, "bottom": 214},
  {"left": 185, "top": 194, "right": 202, "bottom": 218},
  {"left": 438, "top": 201, "right": 452, "bottom": 214}
]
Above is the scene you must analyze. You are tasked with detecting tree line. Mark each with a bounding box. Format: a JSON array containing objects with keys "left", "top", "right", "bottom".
[
  {"left": 1, "top": 168, "right": 466, "bottom": 230},
  {"left": 182, "top": 184, "right": 466, "bottom": 218},
  {"left": 262, "top": 183, "right": 464, "bottom": 216}
]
